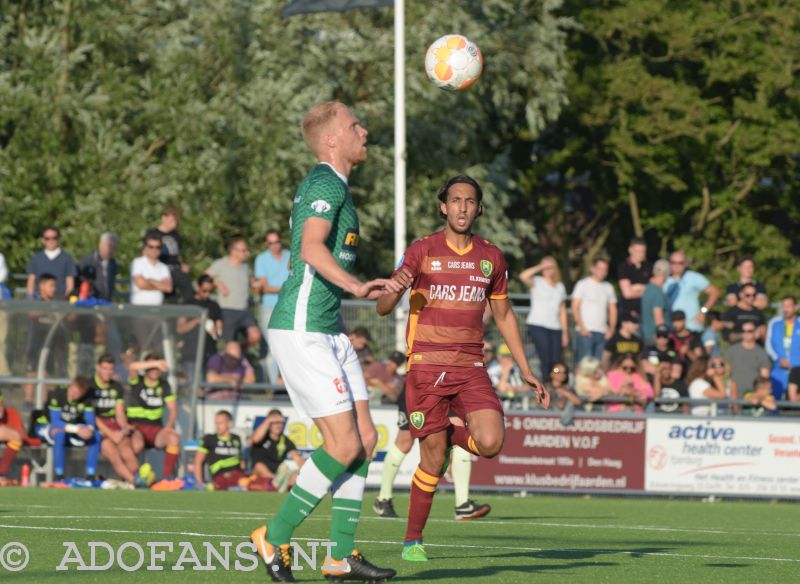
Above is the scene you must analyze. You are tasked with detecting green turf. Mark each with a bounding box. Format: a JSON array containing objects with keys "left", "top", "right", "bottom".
[{"left": 0, "top": 488, "right": 798, "bottom": 582}]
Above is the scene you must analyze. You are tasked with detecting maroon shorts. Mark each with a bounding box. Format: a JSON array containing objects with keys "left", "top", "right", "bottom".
[
  {"left": 213, "top": 469, "right": 248, "bottom": 490},
  {"left": 405, "top": 367, "right": 503, "bottom": 438},
  {"left": 132, "top": 423, "right": 162, "bottom": 448}
]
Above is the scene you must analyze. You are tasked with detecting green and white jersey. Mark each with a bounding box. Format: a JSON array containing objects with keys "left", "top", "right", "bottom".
[{"left": 269, "top": 163, "right": 360, "bottom": 334}]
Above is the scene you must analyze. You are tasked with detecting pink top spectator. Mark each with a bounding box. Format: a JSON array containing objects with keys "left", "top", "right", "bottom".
[{"left": 606, "top": 370, "right": 654, "bottom": 413}]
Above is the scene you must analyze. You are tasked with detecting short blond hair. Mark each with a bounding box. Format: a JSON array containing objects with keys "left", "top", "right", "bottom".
[{"left": 302, "top": 102, "right": 344, "bottom": 153}]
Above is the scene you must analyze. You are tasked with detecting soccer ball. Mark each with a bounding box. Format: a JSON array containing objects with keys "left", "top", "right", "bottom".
[{"left": 425, "top": 34, "right": 483, "bottom": 91}]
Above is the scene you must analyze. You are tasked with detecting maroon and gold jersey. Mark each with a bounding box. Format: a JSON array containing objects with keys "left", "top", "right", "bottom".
[{"left": 394, "top": 230, "right": 508, "bottom": 370}]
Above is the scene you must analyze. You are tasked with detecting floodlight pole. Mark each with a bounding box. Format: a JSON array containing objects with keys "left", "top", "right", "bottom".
[{"left": 393, "top": 0, "right": 407, "bottom": 352}]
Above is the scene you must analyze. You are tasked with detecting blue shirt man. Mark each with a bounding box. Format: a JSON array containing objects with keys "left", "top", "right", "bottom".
[
  {"left": 766, "top": 296, "right": 800, "bottom": 399},
  {"left": 663, "top": 250, "right": 720, "bottom": 333},
  {"left": 255, "top": 230, "right": 290, "bottom": 312}
]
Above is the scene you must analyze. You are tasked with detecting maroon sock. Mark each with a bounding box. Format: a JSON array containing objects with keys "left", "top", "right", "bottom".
[
  {"left": 405, "top": 466, "right": 441, "bottom": 542},
  {"left": 163, "top": 448, "right": 179, "bottom": 479},
  {"left": 0, "top": 441, "right": 21, "bottom": 476},
  {"left": 447, "top": 425, "right": 480, "bottom": 455}
]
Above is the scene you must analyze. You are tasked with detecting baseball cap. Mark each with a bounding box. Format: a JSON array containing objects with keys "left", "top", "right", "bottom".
[
  {"left": 671, "top": 310, "right": 686, "bottom": 321},
  {"left": 498, "top": 343, "right": 512, "bottom": 357},
  {"left": 388, "top": 351, "right": 406, "bottom": 366},
  {"left": 656, "top": 325, "right": 670, "bottom": 337}
]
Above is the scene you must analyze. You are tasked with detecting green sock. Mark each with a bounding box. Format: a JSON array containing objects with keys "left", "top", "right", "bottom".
[
  {"left": 330, "top": 457, "right": 370, "bottom": 560},
  {"left": 267, "top": 448, "right": 346, "bottom": 547},
  {"left": 451, "top": 446, "right": 473, "bottom": 507},
  {"left": 378, "top": 443, "right": 407, "bottom": 500}
]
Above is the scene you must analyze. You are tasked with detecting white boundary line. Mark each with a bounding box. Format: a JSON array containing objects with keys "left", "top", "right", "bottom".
[{"left": 0, "top": 524, "right": 797, "bottom": 564}]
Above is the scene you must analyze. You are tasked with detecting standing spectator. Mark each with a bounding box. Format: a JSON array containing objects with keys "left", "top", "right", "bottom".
[
  {"left": 653, "top": 358, "right": 689, "bottom": 414},
  {"left": 602, "top": 314, "right": 642, "bottom": 370},
  {"left": 519, "top": 256, "right": 569, "bottom": 378},
  {"left": 154, "top": 206, "right": 192, "bottom": 303},
  {"left": 724, "top": 324, "right": 771, "bottom": 395},
  {"left": 725, "top": 257, "right": 768, "bottom": 310},
  {"left": 766, "top": 295, "right": 800, "bottom": 401},
  {"left": 363, "top": 351, "right": 406, "bottom": 404},
  {"left": 686, "top": 357, "right": 730, "bottom": 416},
  {"left": 641, "top": 259, "right": 670, "bottom": 346},
  {"left": 0, "top": 252, "right": 10, "bottom": 377},
  {"left": 130, "top": 232, "right": 172, "bottom": 306},
  {"left": 664, "top": 250, "right": 720, "bottom": 333},
  {"left": 26, "top": 226, "right": 77, "bottom": 299},
  {"left": 205, "top": 341, "right": 256, "bottom": 400},
  {"left": 701, "top": 311, "right": 724, "bottom": 357},
  {"left": 177, "top": 275, "right": 223, "bottom": 386},
  {"left": 722, "top": 283, "right": 766, "bottom": 343},
  {"left": 571, "top": 258, "right": 618, "bottom": 363},
  {"left": 254, "top": 229, "right": 290, "bottom": 332},
  {"left": 78, "top": 232, "right": 119, "bottom": 302},
  {"left": 617, "top": 237, "right": 652, "bottom": 320},
  {"left": 605, "top": 354, "right": 654, "bottom": 413},
  {"left": 206, "top": 238, "right": 260, "bottom": 349},
  {"left": 668, "top": 311, "right": 705, "bottom": 368}
]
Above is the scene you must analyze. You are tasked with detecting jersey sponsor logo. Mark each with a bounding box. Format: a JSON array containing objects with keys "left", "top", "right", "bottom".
[
  {"left": 310, "top": 199, "right": 332, "bottom": 214},
  {"left": 333, "top": 377, "right": 349, "bottom": 395},
  {"left": 448, "top": 261, "right": 476, "bottom": 270},
  {"left": 430, "top": 260, "right": 442, "bottom": 272},
  {"left": 409, "top": 411, "right": 425, "bottom": 430},
  {"left": 343, "top": 228, "right": 359, "bottom": 249},
  {"left": 429, "top": 284, "right": 486, "bottom": 302},
  {"left": 338, "top": 250, "right": 357, "bottom": 262},
  {"left": 480, "top": 259, "right": 493, "bottom": 277},
  {"left": 470, "top": 275, "right": 491, "bottom": 284}
]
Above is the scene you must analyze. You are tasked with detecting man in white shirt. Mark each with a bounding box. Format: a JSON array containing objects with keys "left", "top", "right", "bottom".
[
  {"left": 571, "top": 257, "right": 618, "bottom": 364},
  {"left": 130, "top": 232, "right": 172, "bottom": 306}
]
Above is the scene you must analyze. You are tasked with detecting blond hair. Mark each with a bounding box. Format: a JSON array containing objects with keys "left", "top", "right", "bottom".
[{"left": 302, "top": 102, "right": 344, "bottom": 153}]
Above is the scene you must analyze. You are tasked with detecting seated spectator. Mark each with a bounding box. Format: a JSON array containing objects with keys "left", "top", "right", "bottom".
[
  {"left": 483, "top": 339, "right": 498, "bottom": 370},
  {"left": 724, "top": 324, "right": 771, "bottom": 395},
  {"left": 0, "top": 391, "right": 41, "bottom": 484},
  {"left": 574, "top": 356, "right": 609, "bottom": 408},
  {"left": 546, "top": 362, "right": 582, "bottom": 410},
  {"left": 363, "top": 351, "right": 406, "bottom": 404},
  {"left": 249, "top": 409, "right": 305, "bottom": 493},
  {"left": 205, "top": 238, "right": 260, "bottom": 349},
  {"left": 130, "top": 231, "right": 173, "bottom": 306},
  {"left": 668, "top": 311, "right": 705, "bottom": 368},
  {"left": 742, "top": 376, "right": 777, "bottom": 416},
  {"left": 686, "top": 357, "right": 729, "bottom": 416},
  {"left": 787, "top": 367, "right": 800, "bottom": 404},
  {"left": 602, "top": 313, "right": 642, "bottom": 370},
  {"left": 725, "top": 256, "right": 768, "bottom": 310},
  {"left": 78, "top": 232, "right": 119, "bottom": 302},
  {"left": 26, "top": 225, "right": 77, "bottom": 300},
  {"left": 606, "top": 354, "right": 654, "bottom": 413},
  {"left": 723, "top": 283, "right": 766, "bottom": 343},
  {"left": 701, "top": 311, "right": 723, "bottom": 357},
  {"left": 488, "top": 343, "right": 527, "bottom": 402},
  {"left": 194, "top": 410, "right": 273, "bottom": 491},
  {"left": 35, "top": 376, "right": 101, "bottom": 482},
  {"left": 126, "top": 353, "right": 181, "bottom": 482},
  {"left": 205, "top": 341, "right": 256, "bottom": 400},
  {"left": 653, "top": 358, "right": 689, "bottom": 414},
  {"left": 348, "top": 326, "right": 375, "bottom": 366}
]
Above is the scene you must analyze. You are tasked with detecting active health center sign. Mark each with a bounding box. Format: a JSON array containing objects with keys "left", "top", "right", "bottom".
[
  {"left": 645, "top": 417, "right": 800, "bottom": 497},
  {"left": 470, "top": 413, "right": 646, "bottom": 491}
]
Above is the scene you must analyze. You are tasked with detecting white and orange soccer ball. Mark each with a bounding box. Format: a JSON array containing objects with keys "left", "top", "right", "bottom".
[{"left": 424, "top": 34, "right": 483, "bottom": 91}]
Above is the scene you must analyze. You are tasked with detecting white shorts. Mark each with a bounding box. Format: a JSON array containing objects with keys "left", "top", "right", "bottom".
[{"left": 267, "top": 329, "right": 368, "bottom": 419}]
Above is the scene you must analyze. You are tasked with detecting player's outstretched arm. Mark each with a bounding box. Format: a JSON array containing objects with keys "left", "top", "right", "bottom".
[
  {"left": 376, "top": 268, "right": 413, "bottom": 315},
  {"left": 489, "top": 296, "right": 550, "bottom": 408}
]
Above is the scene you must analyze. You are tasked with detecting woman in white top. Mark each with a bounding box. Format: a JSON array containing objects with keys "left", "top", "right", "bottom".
[
  {"left": 520, "top": 256, "right": 568, "bottom": 378},
  {"left": 686, "top": 357, "right": 729, "bottom": 416}
]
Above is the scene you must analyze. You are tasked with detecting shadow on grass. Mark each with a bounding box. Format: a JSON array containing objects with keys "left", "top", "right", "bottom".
[{"left": 406, "top": 560, "right": 618, "bottom": 580}]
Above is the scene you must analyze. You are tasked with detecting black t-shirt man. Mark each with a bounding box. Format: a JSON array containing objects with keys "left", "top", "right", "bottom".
[
  {"left": 200, "top": 433, "right": 243, "bottom": 477},
  {"left": 183, "top": 297, "right": 224, "bottom": 363},
  {"left": 604, "top": 333, "right": 643, "bottom": 364},
  {"left": 617, "top": 258, "right": 652, "bottom": 318},
  {"left": 250, "top": 433, "right": 298, "bottom": 473},
  {"left": 723, "top": 306, "right": 765, "bottom": 333}
]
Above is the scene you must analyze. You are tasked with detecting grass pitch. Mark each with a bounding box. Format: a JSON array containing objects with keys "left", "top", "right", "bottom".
[{"left": 0, "top": 488, "right": 798, "bottom": 583}]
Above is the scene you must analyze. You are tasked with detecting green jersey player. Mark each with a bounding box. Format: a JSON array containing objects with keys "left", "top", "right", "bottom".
[{"left": 251, "top": 102, "right": 400, "bottom": 583}]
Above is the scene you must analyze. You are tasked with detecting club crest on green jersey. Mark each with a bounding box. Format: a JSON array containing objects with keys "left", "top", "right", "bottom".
[{"left": 480, "top": 260, "right": 493, "bottom": 277}]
